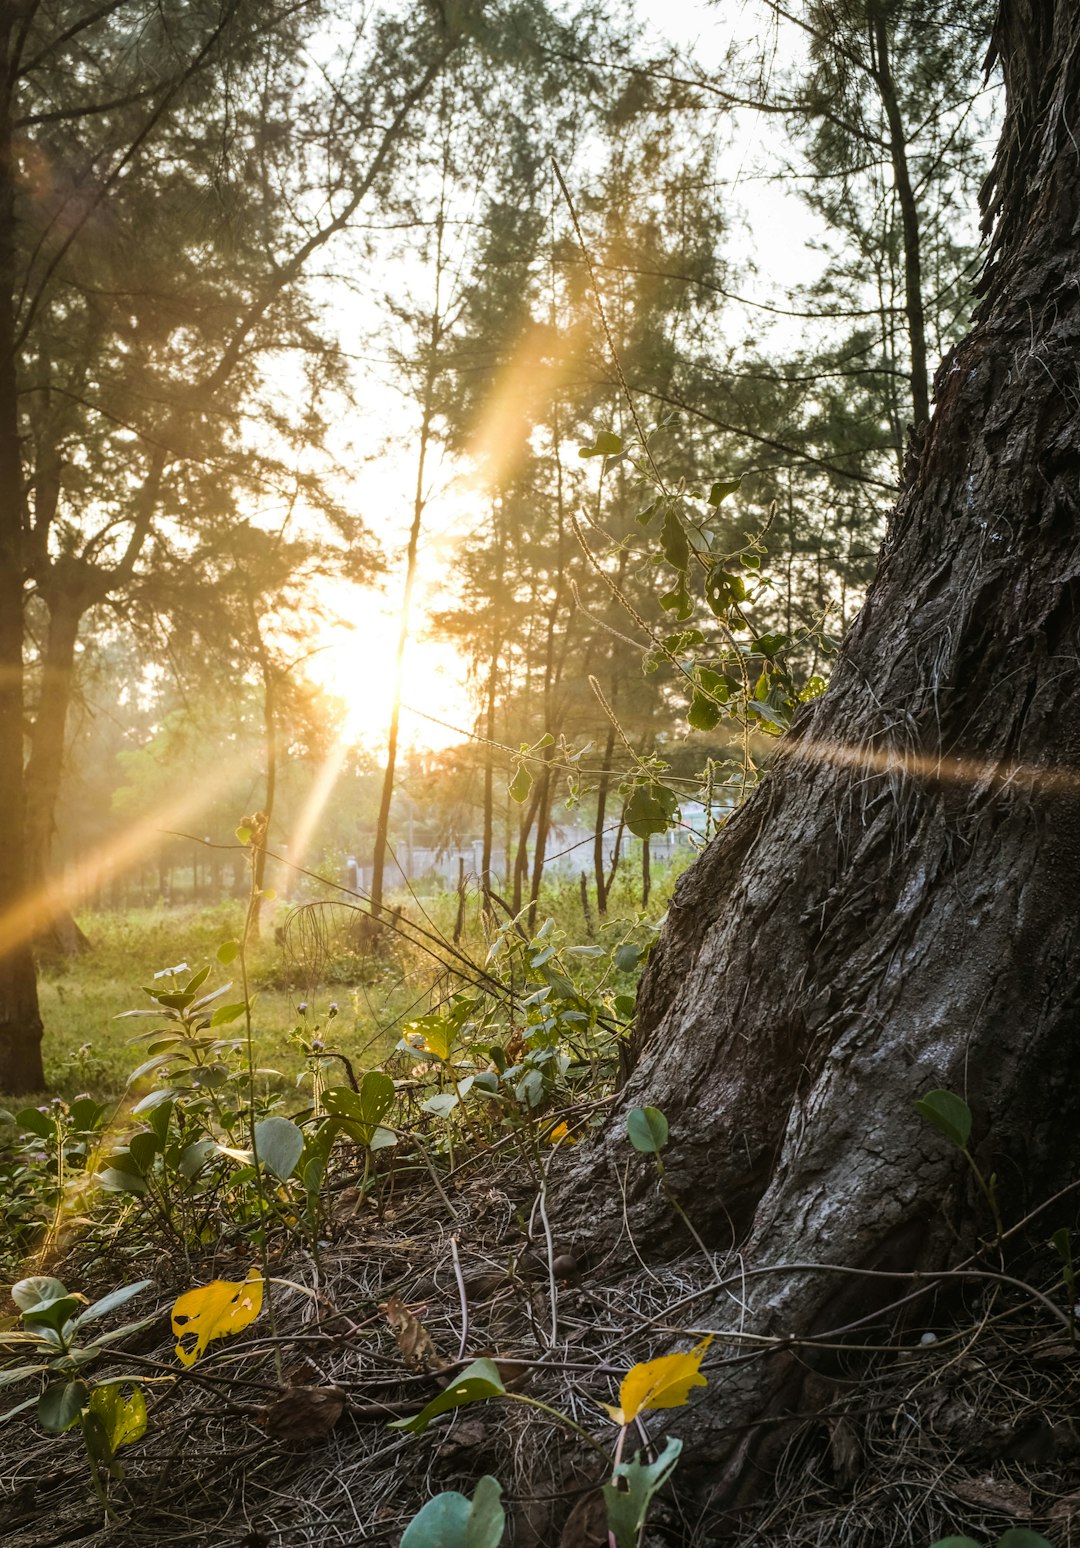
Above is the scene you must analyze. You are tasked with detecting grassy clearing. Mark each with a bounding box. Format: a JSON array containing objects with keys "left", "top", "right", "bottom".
[{"left": 32, "top": 858, "right": 686, "bottom": 1101}]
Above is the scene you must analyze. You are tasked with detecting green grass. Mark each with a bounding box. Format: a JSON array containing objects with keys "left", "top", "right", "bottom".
[
  {"left": 31, "top": 855, "right": 689, "bottom": 1102},
  {"left": 37, "top": 901, "right": 385, "bottom": 1099}
]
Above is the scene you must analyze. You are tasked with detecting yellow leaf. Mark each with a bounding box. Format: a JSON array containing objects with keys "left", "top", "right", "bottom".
[
  {"left": 548, "top": 1122, "right": 576, "bottom": 1146},
  {"left": 171, "top": 1270, "right": 263, "bottom": 1367},
  {"left": 602, "top": 1336, "right": 712, "bottom": 1425}
]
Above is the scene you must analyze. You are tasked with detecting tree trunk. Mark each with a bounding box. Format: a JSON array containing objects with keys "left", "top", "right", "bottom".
[
  {"left": 593, "top": 725, "right": 617, "bottom": 915},
  {"left": 23, "top": 583, "right": 93, "bottom": 957},
  {"left": 558, "top": 0, "right": 1080, "bottom": 1522},
  {"left": 0, "top": 17, "right": 43, "bottom": 1091}
]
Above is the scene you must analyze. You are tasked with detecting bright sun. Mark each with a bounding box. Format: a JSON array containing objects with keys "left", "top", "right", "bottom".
[{"left": 307, "top": 581, "right": 475, "bottom": 753}]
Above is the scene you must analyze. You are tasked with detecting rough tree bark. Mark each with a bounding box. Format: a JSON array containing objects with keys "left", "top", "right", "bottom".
[
  {"left": 559, "top": 0, "right": 1080, "bottom": 1527},
  {"left": 0, "top": 9, "right": 44, "bottom": 1091}
]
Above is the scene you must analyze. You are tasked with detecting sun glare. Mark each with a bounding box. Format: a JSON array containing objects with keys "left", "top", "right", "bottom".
[{"left": 309, "top": 583, "right": 475, "bottom": 753}]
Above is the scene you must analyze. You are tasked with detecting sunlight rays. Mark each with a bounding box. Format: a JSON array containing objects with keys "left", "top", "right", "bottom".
[
  {"left": 0, "top": 754, "right": 260, "bottom": 962},
  {"left": 788, "top": 733, "right": 1080, "bottom": 798}
]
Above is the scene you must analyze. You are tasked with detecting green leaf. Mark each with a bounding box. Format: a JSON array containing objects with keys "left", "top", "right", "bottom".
[
  {"left": 579, "top": 430, "right": 623, "bottom": 458},
  {"left": 323, "top": 1073, "right": 394, "bottom": 1148},
  {"left": 86, "top": 1382, "right": 147, "bottom": 1454},
  {"left": 128, "top": 1131, "right": 161, "bottom": 1174},
  {"left": 688, "top": 692, "right": 722, "bottom": 731},
  {"left": 508, "top": 763, "right": 532, "bottom": 804},
  {"left": 38, "top": 1379, "right": 88, "bottom": 1434},
  {"left": 209, "top": 1002, "right": 248, "bottom": 1027},
  {"left": 217, "top": 940, "right": 240, "bottom": 965},
  {"left": 96, "top": 1166, "right": 147, "bottom": 1196},
  {"left": 22, "top": 1294, "right": 83, "bottom": 1333},
  {"left": 627, "top": 1106, "right": 669, "bottom": 1154},
  {"left": 235, "top": 825, "right": 252, "bottom": 845},
  {"left": 663, "top": 628, "right": 704, "bottom": 654},
  {"left": 15, "top": 1107, "right": 55, "bottom": 1141},
  {"left": 68, "top": 1097, "right": 106, "bottom": 1133},
  {"left": 995, "top": 1533, "right": 1055, "bottom": 1548},
  {"left": 12, "top": 1276, "right": 69, "bottom": 1313},
  {"left": 613, "top": 944, "right": 642, "bottom": 973},
  {"left": 422, "top": 1093, "right": 459, "bottom": 1120},
  {"left": 253, "top": 1117, "right": 304, "bottom": 1181},
  {"left": 388, "top": 1358, "right": 506, "bottom": 1435},
  {"left": 915, "top": 1089, "right": 972, "bottom": 1150},
  {"left": 660, "top": 504, "right": 690, "bottom": 572},
  {"left": 178, "top": 1139, "right": 218, "bottom": 1178},
  {"left": 704, "top": 567, "right": 745, "bottom": 614},
  {"left": 752, "top": 632, "right": 791, "bottom": 659},
  {"left": 928, "top": 1540, "right": 983, "bottom": 1548},
  {"left": 73, "top": 1280, "right": 152, "bottom": 1329},
  {"left": 400, "top": 1475, "right": 505, "bottom": 1548},
  {"left": 658, "top": 577, "right": 694, "bottom": 620},
  {"left": 624, "top": 783, "right": 679, "bottom": 840},
  {"left": 603, "top": 1437, "right": 682, "bottom": 1548},
  {"left": 707, "top": 477, "right": 741, "bottom": 506}
]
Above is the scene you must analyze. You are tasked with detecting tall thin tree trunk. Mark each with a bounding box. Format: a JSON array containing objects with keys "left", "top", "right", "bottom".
[
  {"left": 0, "top": 19, "right": 43, "bottom": 1091},
  {"left": 23, "top": 586, "right": 93, "bottom": 955},
  {"left": 593, "top": 723, "right": 617, "bottom": 917},
  {"left": 371, "top": 351, "right": 442, "bottom": 917},
  {"left": 871, "top": 1, "right": 930, "bottom": 428}
]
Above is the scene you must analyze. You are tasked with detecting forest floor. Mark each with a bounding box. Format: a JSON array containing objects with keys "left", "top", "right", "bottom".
[{"left": 3, "top": 880, "right": 1079, "bottom": 1547}]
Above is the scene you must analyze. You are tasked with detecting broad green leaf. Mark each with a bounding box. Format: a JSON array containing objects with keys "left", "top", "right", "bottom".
[
  {"left": 253, "top": 1116, "right": 304, "bottom": 1181},
  {"left": 12, "top": 1276, "right": 69, "bottom": 1313},
  {"left": 752, "top": 632, "right": 791, "bottom": 659},
  {"left": 928, "top": 1540, "right": 982, "bottom": 1548},
  {"left": 660, "top": 504, "right": 690, "bottom": 572},
  {"left": 178, "top": 1138, "right": 218, "bottom": 1178},
  {"left": 323, "top": 1072, "right": 395, "bottom": 1147},
  {"left": 38, "top": 1379, "right": 88, "bottom": 1434},
  {"left": 613, "top": 944, "right": 642, "bottom": 973},
  {"left": 401, "top": 1475, "right": 505, "bottom": 1548},
  {"left": 210, "top": 1002, "right": 248, "bottom": 1026},
  {"left": 603, "top": 1336, "right": 712, "bottom": 1425},
  {"left": 996, "top": 1534, "right": 1055, "bottom": 1548},
  {"left": 915, "top": 1089, "right": 972, "bottom": 1149},
  {"left": 508, "top": 763, "right": 532, "bottom": 804},
  {"left": 217, "top": 939, "right": 240, "bottom": 965},
  {"left": 624, "top": 783, "right": 679, "bottom": 840},
  {"left": 659, "top": 577, "right": 694, "bottom": 619},
  {"left": 171, "top": 1270, "right": 263, "bottom": 1367},
  {"left": 704, "top": 566, "right": 745, "bottom": 614},
  {"left": 626, "top": 1106, "right": 668, "bottom": 1154},
  {"left": 86, "top": 1382, "right": 147, "bottom": 1454},
  {"left": 422, "top": 1093, "right": 459, "bottom": 1120},
  {"left": 707, "top": 477, "right": 741, "bottom": 506},
  {"left": 389, "top": 1358, "right": 506, "bottom": 1435},
  {"left": 688, "top": 692, "right": 722, "bottom": 731},
  {"left": 604, "top": 1437, "right": 682, "bottom": 1548},
  {"left": 68, "top": 1097, "right": 106, "bottom": 1132},
  {"left": 579, "top": 430, "right": 623, "bottom": 458},
  {"left": 125, "top": 1051, "right": 173, "bottom": 1084},
  {"left": 128, "top": 1131, "right": 161, "bottom": 1173},
  {"left": 73, "top": 1280, "right": 152, "bottom": 1329},
  {"left": 96, "top": 1165, "right": 147, "bottom": 1196},
  {"left": 15, "top": 1107, "right": 55, "bottom": 1140},
  {"left": 14, "top": 1280, "right": 84, "bottom": 1334}
]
